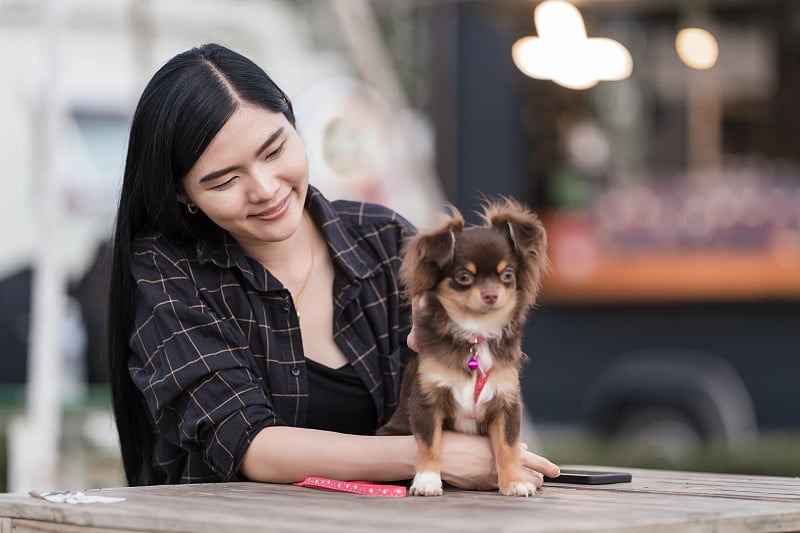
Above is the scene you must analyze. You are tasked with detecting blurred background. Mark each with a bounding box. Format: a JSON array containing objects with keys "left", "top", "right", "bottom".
[{"left": 0, "top": 0, "right": 797, "bottom": 492}]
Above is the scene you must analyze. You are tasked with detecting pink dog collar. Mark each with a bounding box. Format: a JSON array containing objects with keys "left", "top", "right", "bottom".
[{"left": 465, "top": 334, "right": 491, "bottom": 419}]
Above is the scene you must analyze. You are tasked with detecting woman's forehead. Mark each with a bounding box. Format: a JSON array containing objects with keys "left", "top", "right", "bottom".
[{"left": 187, "top": 106, "right": 291, "bottom": 178}]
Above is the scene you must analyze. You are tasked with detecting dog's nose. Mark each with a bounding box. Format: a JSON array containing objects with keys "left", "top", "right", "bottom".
[{"left": 482, "top": 290, "right": 498, "bottom": 306}]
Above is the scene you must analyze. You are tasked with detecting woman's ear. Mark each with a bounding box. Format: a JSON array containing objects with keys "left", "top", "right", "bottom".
[{"left": 176, "top": 192, "right": 190, "bottom": 205}]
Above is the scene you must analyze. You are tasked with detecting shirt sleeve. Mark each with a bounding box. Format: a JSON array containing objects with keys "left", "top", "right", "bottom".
[
  {"left": 128, "top": 243, "right": 280, "bottom": 481},
  {"left": 395, "top": 216, "right": 416, "bottom": 365}
]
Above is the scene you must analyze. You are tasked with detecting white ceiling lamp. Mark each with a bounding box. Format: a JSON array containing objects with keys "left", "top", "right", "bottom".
[
  {"left": 512, "top": 0, "right": 633, "bottom": 90},
  {"left": 676, "top": 27, "right": 719, "bottom": 70}
]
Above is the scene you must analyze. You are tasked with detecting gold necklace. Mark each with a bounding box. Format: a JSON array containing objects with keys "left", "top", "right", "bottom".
[{"left": 294, "top": 237, "right": 315, "bottom": 321}]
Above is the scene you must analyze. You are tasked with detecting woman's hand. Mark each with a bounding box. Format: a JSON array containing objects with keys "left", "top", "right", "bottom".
[
  {"left": 439, "top": 431, "right": 559, "bottom": 490},
  {"left": 406, "top": 327, "right": 419, "bottom": 353},
  {"left": 406, "top": 294, "right": 424, "bottom": 352}
]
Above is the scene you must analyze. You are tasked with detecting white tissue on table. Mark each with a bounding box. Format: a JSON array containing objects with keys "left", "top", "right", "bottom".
[{"left": 29, "top": 490, "right": 126, "bottom": 504}]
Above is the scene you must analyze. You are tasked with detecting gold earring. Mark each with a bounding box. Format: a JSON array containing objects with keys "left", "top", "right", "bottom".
[{"left": 187, "top": 203, "right": 199, "bottom": 215}]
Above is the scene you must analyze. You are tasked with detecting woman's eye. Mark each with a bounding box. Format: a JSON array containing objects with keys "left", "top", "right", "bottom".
[
  {"left": 454, "top": 271, "right": 474, "bottom": 285},
  {"left": 501, "top": 268, "right": 515, "bottom": 283},
  {"left": 265, "top": 141, "right": 286, "bottom": 160},
  {"left": 211, "top": 176, "right": 237, "bottom": 191}
]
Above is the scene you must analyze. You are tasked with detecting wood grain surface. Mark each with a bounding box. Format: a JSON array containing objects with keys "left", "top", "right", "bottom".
[{"left": 1, "top": 467, "right": 799, "bottom": 532}]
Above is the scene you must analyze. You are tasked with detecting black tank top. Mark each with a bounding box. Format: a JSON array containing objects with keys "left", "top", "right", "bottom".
[{"left": 304, "top": 357, "right": 378, "bottom": 435}]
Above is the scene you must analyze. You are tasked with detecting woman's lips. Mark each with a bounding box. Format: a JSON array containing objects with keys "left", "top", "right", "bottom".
[{"left": 252, "top": 193, "right": 291, "bottom": 221}]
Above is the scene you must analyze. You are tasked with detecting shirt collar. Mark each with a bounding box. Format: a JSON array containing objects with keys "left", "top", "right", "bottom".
[
  {"left": 195, "top": 226, "right": 244, "bottom": 270},
  {"left": 306, "top": 186, "right": 378, "bottom": 281}
]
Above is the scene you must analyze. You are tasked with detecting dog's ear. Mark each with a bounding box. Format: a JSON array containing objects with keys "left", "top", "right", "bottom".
[
  {"left": 482, "top": 198, "right": 546, "bottom": 257},
  {"left": 481, "top": 197, "right": 549, "bottom": 304},
  {"left": 400, "top": 205, "right": 464, "bottom": 296}
]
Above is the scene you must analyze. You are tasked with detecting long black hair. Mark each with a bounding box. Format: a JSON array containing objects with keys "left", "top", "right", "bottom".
[{"left": 108, "top": 43, "right": 295, "bottom": 486}]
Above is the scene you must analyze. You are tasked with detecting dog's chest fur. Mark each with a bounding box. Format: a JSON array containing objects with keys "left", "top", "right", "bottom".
[{"left": 418, "top": 343, "right": 513, "bottom": 434}]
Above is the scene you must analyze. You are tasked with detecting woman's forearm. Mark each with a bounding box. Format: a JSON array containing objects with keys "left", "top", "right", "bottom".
[
  {"left": 239, "top": 426, "right": 559, "bottom": 489},
  {"left": 239, "top": 426, "right": 417, "bottom": 483}
]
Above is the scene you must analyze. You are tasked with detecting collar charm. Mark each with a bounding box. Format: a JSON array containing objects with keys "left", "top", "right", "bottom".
[{"left": 466, "top": 334, "right": 486, "bottom": 371}]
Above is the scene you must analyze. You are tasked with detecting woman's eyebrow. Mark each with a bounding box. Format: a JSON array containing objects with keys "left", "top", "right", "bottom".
[
  {"left": 197, "top": 127, "right": 285, "bottom": 184},
  {"left": 198, "top": 166, "right": 238, "bottom": 184},
  {"left": 254, "top": 127, "right": 284, "bottom": 157}
]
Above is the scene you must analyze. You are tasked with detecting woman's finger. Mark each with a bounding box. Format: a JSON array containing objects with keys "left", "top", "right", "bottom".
[
  {"left": 406, "top": 327, "right": 419, "bottom": 352},
  {"left": 521, "top": 450, "right": 560, "bottom": 478}
]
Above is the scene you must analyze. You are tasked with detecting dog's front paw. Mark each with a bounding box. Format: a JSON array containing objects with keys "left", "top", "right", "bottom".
[
  {"left": 499, "top": 480, "right": 537, "bottom": 497},
  {"left": 410, "top": 471, "right": 443, "bottom": 496}
]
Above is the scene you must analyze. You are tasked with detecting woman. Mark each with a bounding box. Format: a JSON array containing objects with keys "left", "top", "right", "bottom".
[{"left": 108, "top": 43, "right": 559, "bottom": 487}]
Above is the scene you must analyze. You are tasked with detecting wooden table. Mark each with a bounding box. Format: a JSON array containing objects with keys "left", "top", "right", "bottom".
[{"left": 1, "top": 467, "right": 800, "bottom": 532}]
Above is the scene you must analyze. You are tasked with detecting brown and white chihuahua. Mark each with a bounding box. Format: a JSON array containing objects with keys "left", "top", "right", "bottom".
[{"left": 378, "top": 198, "right": 548, "bottom": 496}]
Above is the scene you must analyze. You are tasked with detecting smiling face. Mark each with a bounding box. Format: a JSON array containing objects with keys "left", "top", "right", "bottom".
[{"left": 179, "top": 105, "right": 309, "bottom": 253}]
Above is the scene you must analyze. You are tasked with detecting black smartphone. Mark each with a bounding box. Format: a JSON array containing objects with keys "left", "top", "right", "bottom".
[{"left": 544, "top": 469, "right": 632, "bottom": 485}]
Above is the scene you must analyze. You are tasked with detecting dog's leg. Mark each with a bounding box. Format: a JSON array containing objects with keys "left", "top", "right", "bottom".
[
  {"left": 410, "top": 408, "right": 444, "bottom": 496},
  {"left": 487, "top": 402, "right": 536, "bottom": 496}
]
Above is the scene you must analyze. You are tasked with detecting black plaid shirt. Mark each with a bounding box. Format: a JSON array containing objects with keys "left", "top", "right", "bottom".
[{"left": 128, "top": 187, "right": 415, "bottom": 483}]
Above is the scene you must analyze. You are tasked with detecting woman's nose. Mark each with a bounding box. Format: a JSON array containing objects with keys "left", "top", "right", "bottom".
[{"left": 247, "top": 167, "right": 280, "bottom": 203}]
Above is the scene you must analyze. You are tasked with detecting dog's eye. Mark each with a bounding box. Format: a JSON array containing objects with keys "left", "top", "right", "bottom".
[
  {"left": 454, "top": 271, "right": 474, "bottom": 286},
  {"left": 501, "top": 268, "right": 515, "bottom": 283}
]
